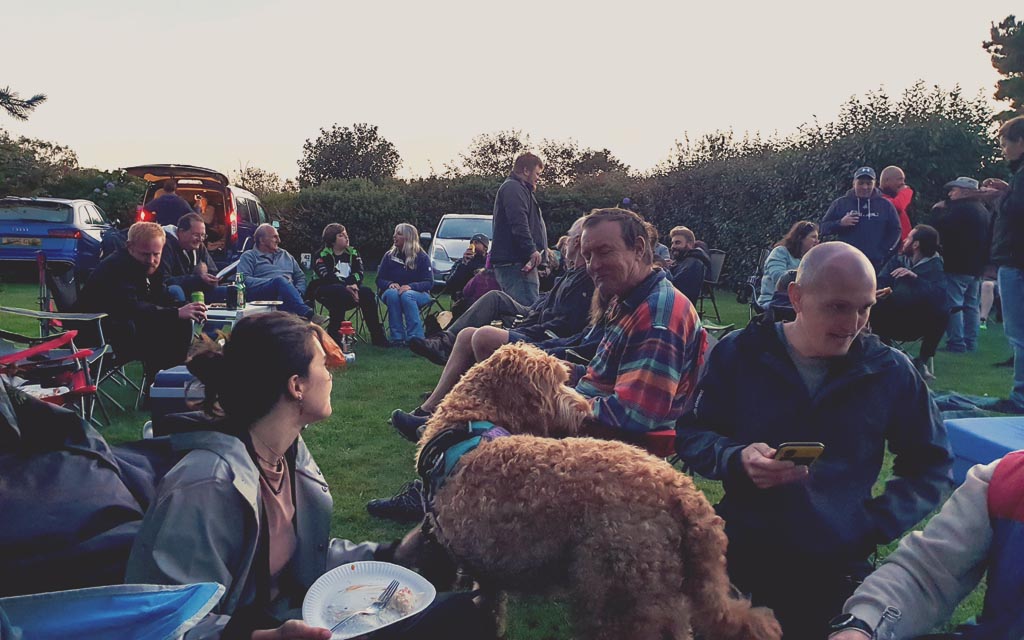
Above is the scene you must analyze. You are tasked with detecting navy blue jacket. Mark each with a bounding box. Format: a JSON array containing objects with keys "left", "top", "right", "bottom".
[
  {"left": 821, "top": 188, "right": 901, "bottom": 270},
  {"left": 376, "top": 250, "right": 432, "bottom": 293},
  {"left": 675, "top": 319, "right": 953, "bottom": 560}
]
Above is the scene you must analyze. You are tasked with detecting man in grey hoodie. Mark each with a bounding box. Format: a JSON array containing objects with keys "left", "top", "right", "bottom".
[{"left": 821, "top": 166, "right": 902, "bottom": 271}]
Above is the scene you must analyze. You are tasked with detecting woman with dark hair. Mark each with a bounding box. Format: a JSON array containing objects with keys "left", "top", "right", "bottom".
[
  {"left": 308, "top": 223, "right": 388, "bottom": 347},
  {"left": 125, "top": 312, "right": 488, "bottom": 639},
  {"left": 377, "top": 223, "right": 433, "bottom": 346},
  {"left": 756, "top": 221, "right": 819, "bottom": 308}
]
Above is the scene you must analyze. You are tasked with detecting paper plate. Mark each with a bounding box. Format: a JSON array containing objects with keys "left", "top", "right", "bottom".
[{"left": 303, "top": 561, "right": 436, "bottom": 639}]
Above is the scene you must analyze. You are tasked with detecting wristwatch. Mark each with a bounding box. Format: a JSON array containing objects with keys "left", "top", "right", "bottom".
[{"left": 828, "top": 613, "right": 873, "bottom": 637}]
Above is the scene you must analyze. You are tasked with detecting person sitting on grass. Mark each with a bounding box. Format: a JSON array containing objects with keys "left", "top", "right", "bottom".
[
  {"left": 829, "top": 451, "right": 1024, "bottom": 640},
  {"left": 307, "top": 223, "right": 388, "bottom": 347},
  {"left": 370, "top": 208, "right": 706, "bottom": 522},
  {"left": 409, "top": 216, "right": 593, "bottom": 365},
  {"left": 377, "top": 223, "right": 433, "bottom": 347},
  {"left": 125, "top": 312, "right": 493, "bottom": 640},
  {"left": 237, "top": 224, "right": 326, "bottom": 323}
]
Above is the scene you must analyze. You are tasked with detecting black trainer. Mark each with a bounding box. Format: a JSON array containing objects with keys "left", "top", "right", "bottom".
[
  {"left": 409, "top": 332, "right": 454, "bottom": 366},
  {"left": 366, "top": 480, "right": 426, "bottom": 522},
  {"left": 390, "top": 408, "right": 430, "bottom": 442}
]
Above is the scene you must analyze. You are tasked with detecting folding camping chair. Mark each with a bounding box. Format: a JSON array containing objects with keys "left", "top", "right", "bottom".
[
  {"left": 31, "top": 253, "right": 144, "bottom": 420},
  {"left": 697, "top": 249, "right": 726, "bottom": 324},
  {"left": 0, "top": 329, "right": 98, "bottom": 422}
]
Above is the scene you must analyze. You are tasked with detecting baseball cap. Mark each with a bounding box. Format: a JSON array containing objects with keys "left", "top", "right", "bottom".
[
  {"left": 470, "top": 233, "right": 490, "bottom": 246},
  {"left": 853, "top": 167, "right": 876, "bottom": 180},
  {"left": 944, "top": 176, "right": 979, "bottom": 191}
]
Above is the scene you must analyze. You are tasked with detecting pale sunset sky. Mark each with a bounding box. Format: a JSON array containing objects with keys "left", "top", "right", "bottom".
[{"left": 4, "top": 0, "right": 1019, "bottom": 180}]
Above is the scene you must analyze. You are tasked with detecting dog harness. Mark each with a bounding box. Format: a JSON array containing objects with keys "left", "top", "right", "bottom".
[{"left": 417, "top": 420, "right": 510, "bottom": 509}]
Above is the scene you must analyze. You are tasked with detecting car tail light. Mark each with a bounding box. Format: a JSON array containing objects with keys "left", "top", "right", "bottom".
[
  {"left": 48, "top": 229, "right": 81, "bottom": 239},
  {"left": 227, "top": 199, "right": 238, "bottom": 244},
  {"left": 136, "top": 205, "right": 148, "bottom": 222}
]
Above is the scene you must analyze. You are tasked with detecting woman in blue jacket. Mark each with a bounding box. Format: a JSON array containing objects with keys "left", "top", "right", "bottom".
[{"left": 377, "top": 223, "right": 433, "bottom": 345}]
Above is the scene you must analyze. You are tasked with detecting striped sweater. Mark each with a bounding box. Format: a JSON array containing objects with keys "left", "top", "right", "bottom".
[{"left": 575, "top": 269, "right": 707, "bottom": 433}]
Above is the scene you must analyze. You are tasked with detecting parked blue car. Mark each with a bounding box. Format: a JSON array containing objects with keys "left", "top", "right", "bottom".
[{"left": 0, "top": 197, "right": 113, "bottom": 276}]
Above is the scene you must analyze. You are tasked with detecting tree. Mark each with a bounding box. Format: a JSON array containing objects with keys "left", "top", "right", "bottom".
[
  {"left": 232, "top": 163, "right": 286, "bottom": 196},
  {"left": 0, "top": 128, "right": 78, "bottom": 196},
  {"left": 454, "top": 129, "right": 532, "bottom": 177},
  {"left": 539, "top": 138, "right": 629, "bottom": 185},
  {"left": 983, "top": 15, "right": 1024, "bottom": 121},
  {"left": 297, "top": 123, "right": 401, "bottom": 187},
  {"left": 0, "top": 86, "right": 47, "bottom": 121}
]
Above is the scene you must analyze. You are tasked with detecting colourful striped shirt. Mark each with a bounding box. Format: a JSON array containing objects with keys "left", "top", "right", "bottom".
[{"left": 576, "top": 269, "right": 707, "bottom": 433}]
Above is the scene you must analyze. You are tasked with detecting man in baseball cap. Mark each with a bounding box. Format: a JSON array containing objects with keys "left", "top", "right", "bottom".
[{"left": 820, "top": 165, "right": 902, "bottom": 270}]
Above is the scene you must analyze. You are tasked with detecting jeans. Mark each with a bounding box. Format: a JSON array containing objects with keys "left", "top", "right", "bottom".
[
  {"left": 493, "top": 263, "right": 539, "bottom": 306},
  {"left": 167, "top": 285, "right": 186, "bottom": 303},
  {"left": 945, "top": 274, "right": 981, "bottom": 351},
  {"left": 446, "top": 289, "right": 531, "bottom": 336},
  {"left": 998, "top": 266, "right": 1024, "bottom": 409},
  {"left": 244, "top": 276, "right": 312, "bottom": 318},
  {"left": 381, "top": 288, "right": 431, "bottom": 343}
]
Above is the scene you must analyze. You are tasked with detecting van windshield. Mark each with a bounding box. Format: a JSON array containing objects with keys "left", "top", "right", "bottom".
[
  {"left": 0, "top": 204, "right": 73, "bottom": 223},
  {"left": 436, "top": 218, "right": 492, "bottom": 240}
]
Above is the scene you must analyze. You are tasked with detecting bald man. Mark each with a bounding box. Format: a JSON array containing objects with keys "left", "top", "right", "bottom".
[
  {"left": 879, "top": 165, "right": 914, "bottom": 242},
  {"left": 675, "top": 242, "right": 953, "bottom": 640}
]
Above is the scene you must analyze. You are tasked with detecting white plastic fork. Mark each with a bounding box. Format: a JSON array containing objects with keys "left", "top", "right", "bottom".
[{"left": 330, "top": 579, "right": 400, "bottom": 634}]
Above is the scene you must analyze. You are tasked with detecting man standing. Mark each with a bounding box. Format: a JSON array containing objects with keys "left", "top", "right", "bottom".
[
  {"left": 237, "top": 224, "right": 324, "bottom": 323},
  {"left": 989, "top": 115, "right": 1024, "bottom": 414},
  {"left": 821, "top": 167, "right": 902, "bottom": 271},
  {"left": 666, "top": 225, "right": 710, "bottom": 304},
  {"left": 490, "top": 152, "right": 548, "bottom": 306},
  {"left": 879, "top": 165, "right": 914, "bottom": 242},
  {"left": 675, "top": 242, "right": 953, "bottom": 639},
  {"left": 931, "top": 177, "right": 992, "bottom": 354},
  {"left": 77, "top": 222, "right": 207, "bottom": 380},
  {"left": 145, "top": 179, "right": 195, "bottom": 227},
  {"left": 160, "top": 213, "right": 221, "bottom": 302}
]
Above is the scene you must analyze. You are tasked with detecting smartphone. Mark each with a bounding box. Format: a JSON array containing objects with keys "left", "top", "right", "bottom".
[{"left": 775, "top": 442, "right": 825, "bottom": 466}]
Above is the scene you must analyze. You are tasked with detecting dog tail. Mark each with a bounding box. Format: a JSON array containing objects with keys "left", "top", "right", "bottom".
[{"left": 674, "top": 487, "right": 782, "bottom": 640}]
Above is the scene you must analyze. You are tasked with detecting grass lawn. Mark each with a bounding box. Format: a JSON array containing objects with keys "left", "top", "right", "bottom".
[{"left": 0, "top": 270, "right": 1010, "bottom": 637}]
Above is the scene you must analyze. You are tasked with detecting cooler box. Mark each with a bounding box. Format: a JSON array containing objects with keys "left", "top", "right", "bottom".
[
  {"left": 944, "top": 416, "right": 1024, "bottom": 484},
  {"left": 149, "top": 365, "right": 205, "bottom": 424}
]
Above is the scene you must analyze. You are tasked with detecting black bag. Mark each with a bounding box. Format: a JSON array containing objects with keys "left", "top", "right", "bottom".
[{"left": 0, "top": 381, "right": 183, "bottom": 597}]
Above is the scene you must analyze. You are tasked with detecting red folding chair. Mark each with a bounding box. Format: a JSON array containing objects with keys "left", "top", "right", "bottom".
[{"left": 0, "top": 329, "right": 98, "bottom": 420}]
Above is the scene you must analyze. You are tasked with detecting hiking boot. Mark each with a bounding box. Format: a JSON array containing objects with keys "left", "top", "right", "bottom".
[
  {"left": 366, "top": 480, "right": 426, "bottom": 522},
  {"left": 409, "top": 331, "right": 454, "bottom": 366},
  {"left": 390, "top": 408, "right": 430, "bottom": 442},
  {"left": 371, "top": 332, "right": 389, "bottom": 348}
]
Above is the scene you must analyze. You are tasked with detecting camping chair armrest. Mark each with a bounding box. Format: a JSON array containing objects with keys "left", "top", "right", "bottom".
[
  {"left": 0, "top": 328, "right": 72, "bottom": 345},
  {"left": 0, "top": 306, "right": 107, "bottom": 322}
]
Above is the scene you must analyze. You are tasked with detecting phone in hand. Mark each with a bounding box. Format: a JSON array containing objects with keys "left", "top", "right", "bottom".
[{"left": 775, "top": 442, "right": 825, "bottom": 466}]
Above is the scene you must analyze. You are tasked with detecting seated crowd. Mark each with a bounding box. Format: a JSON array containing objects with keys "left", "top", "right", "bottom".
[{"left": 27, "top": 120, "right": 1024, "bottom": 639}]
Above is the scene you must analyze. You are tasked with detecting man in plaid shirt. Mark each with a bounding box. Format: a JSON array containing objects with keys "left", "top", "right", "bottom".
[{"left": 573, "top": 208, "right": 707, "bottom": 433}]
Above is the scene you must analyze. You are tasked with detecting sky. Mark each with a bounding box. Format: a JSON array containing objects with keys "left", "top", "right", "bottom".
[{"left": 3, "top": 0, "right": 1019, "bottom": 181}]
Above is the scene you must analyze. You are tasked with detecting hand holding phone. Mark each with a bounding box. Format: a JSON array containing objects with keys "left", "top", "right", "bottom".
[
  {"left": 741, "top": 443, "right": 810, "bottom": 489},
  {"left": 774, "top": 442, "right": 825, "bottom": 466}
]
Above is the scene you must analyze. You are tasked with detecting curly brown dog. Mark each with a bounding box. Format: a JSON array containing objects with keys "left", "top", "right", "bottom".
[{"left": 401, "top": 342, "right": 780, "bottom": 640}]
